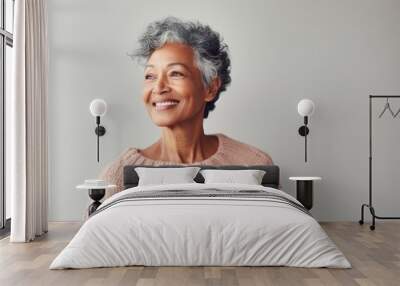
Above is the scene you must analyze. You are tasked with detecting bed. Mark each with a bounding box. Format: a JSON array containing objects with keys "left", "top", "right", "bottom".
[{"left": 50, "top": 165, "right": 351, "bottom": 269}]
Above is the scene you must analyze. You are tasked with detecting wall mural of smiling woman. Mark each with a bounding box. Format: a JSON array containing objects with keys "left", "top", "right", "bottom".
[{"left": 99, "top": 17, "right": 273, "bottom": 198}]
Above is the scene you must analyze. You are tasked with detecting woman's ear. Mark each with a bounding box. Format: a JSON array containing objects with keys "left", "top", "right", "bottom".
[{"left": 204, "top": 78, "right": 221, "bottom": 102}]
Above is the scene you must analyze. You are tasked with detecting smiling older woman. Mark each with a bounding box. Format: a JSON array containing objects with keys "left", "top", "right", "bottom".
[{"left": 99, "top": 17, "right": 273, "bottom": 198}]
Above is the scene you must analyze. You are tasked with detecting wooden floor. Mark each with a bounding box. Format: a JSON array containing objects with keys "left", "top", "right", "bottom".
[{"left": 0, "top": 222, "right": 399, "bottom": 286}]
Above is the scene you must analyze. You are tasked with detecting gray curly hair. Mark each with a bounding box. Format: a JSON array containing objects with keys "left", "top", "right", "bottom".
[{"left": 131, "top": 17, "right": 231, "bottom": 118}]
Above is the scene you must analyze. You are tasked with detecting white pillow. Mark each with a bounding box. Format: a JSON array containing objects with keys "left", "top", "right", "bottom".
[
  {"left": 200, "top": 169, "right": 266, "bottom": 185},
  {"left": 135, "top": 167, "right": 201, "bottom": 186}
]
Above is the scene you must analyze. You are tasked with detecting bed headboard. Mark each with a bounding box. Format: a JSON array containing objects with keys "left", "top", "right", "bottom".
[{"left": 123, "top": 165, "right": 280, "bottom": 189}]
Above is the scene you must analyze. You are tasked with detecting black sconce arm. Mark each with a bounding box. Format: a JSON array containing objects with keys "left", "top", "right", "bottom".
[
  {"left": 298, "top": 116, "right": 310, "bottom": 162},
  {"left": 94, "top": 116, "right": 106, "bottom": 162}
]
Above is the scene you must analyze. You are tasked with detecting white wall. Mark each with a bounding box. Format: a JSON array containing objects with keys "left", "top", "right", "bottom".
[{"left": 48, "top": 0, "right": 400, "bottom": 221}]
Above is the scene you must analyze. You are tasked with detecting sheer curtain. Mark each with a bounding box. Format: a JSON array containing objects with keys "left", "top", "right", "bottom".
[{"left": 8, "top": 0, "right": 48, "bottom": 242}]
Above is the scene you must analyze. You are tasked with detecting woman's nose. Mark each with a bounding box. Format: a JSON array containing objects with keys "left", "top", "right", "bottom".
[{"left": 152, "top": 75, "right": 170, "bottom": 95}]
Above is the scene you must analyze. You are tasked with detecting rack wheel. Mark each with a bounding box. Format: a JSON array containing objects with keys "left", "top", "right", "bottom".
[
  {"left": 358, "top": 220, "right": 364, "bottom": 225},
  {"left": 370, "top": 225, "right": 375, "bottom": 231}
]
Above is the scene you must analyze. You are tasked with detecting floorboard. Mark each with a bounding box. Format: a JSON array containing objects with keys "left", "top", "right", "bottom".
[{"left": 0, "top": 221, "right": 399, "bottom": 286}]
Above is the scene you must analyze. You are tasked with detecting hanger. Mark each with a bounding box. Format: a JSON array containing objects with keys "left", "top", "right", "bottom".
[
  {"left": 394, "top": 107, "right": 400, "bottom": 118},
  {"left": 378, "top": 97, "right": 395, "bottom": 118}
]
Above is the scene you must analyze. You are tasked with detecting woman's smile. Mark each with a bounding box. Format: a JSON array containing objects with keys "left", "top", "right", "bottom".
[{"left": 153, "top": 100, "right": 180, "bottom": 111}]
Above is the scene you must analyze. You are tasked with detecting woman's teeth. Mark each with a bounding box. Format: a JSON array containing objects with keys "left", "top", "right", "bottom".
[{"left": 154, "top": 101, "right": 179, "bottom": 110}]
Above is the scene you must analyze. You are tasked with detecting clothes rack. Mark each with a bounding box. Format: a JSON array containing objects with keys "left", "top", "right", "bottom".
[{"left": 359, "top": 95, "right": 400, "bottom": 230}]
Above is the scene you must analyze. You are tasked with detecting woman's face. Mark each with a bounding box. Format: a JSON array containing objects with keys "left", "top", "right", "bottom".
[{"left": 142, "top": 42, "right": 214, "bottom": 127}]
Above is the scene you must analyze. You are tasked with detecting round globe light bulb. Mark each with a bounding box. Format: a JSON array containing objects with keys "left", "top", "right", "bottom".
[
  {"left": 297, "top": 99, "right": 315, "bottom": 117},
  {"left": 89, "top": 99, "right": 107, "bottom": 117}
]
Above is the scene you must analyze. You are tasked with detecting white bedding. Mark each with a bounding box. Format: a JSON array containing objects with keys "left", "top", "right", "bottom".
[{"left": 50, "top": 183, "right": 351, "bottom": 269}]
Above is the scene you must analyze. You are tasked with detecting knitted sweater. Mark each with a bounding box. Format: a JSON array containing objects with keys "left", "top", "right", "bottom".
[{"left": 99, "top": 133, "right": 273, "bottom": 199}]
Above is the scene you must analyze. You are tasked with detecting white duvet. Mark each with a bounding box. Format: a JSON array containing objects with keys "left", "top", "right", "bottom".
[{"left": 50, "top": 183, "right": 351, "bottom": 269}]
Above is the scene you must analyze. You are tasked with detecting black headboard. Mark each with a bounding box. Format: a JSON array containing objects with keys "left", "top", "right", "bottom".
[{"left": 123, "top": 165, "right": 280, "bottom": 189}]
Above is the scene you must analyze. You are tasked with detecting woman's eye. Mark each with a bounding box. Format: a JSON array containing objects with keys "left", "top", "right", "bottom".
[
  {"left": 170, "top": 71, "right": 184, "bottom": 77},
  {"left": 145, "top": 74, "right": 155, "bottom": 80}
]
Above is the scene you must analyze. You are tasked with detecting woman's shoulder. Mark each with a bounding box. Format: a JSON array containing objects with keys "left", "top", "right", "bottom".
[
  {"left": 215, "top": 133, "right": 273, "bottom": 165},
  {"left": 119, "top": 146, "right": 171, "bottom": 166},
  {"left": 117, "top": 147, "right": 141, "bottom": 162},
  {"left": 99, "top": 147, "right": 139, "bottom": 172}
]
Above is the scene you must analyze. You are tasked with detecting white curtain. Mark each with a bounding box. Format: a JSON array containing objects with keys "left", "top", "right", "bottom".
[{"left": 8, "top": 0, "right": 48, "bottom": 242}]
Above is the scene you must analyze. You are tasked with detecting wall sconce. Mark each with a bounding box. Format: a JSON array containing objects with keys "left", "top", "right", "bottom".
[
  {"left": 297, "top": 99, "right": 315, "bottom": 162},
  {"left": 89, "top": 99, "right": 107, "bottom": 162}
]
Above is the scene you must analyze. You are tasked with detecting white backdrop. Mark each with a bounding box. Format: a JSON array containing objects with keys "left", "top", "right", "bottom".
[{"left": 48, "top": 0, "right": 400, "bottom": 221}]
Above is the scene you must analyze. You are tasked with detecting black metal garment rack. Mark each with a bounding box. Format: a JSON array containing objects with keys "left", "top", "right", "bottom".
[{"left": 359, "top": 95, "right": 400, "bottom": 230}]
